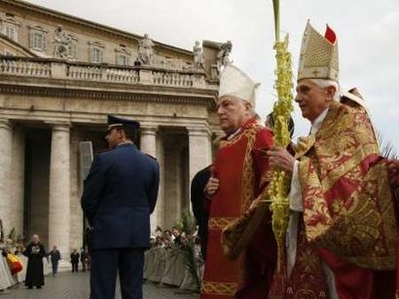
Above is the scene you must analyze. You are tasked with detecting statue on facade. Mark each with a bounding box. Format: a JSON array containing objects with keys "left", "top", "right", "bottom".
[
  {"left": 137, "top": 33, "right": 154, "bottom": 65},
  {"left": 216, "top": 40, "right": 232, "bottom": 72},
  {"left": 53, "top": 25, "right": 71, "bottom": 59},
  {"left": 193, "top": 40, "right": 204, "bottom": 70}
]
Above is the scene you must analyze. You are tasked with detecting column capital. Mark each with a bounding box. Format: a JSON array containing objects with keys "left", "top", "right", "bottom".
[
  {"left": 0, "top": 119, "right": 12, "bottom": 131},
  {"left": 186, "top": 125, "right": 210, "bottom": 137},
  {"left": 140, "top": 125, "right": 158, "bottom": 135},
  {"left": 46, "top": 122, "right": 71, "bottom": 132}
]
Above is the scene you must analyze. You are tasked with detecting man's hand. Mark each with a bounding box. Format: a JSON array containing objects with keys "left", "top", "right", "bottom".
[
  {"left": 267, "top": 146, "right": 296, "bottom": 175},
  {"left": 205, "top": 177, "right": 219, "bottom": 199},
  {"left": 386, "top": 159, "right": 399, "bottom": 188}
]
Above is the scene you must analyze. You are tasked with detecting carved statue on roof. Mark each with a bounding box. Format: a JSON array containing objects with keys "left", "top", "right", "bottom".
[
  {"left": 193, "top": 40, "right": 204, "bottom": 70},
  {"left": 53, "top": 25, "right": 71, "bottom": 59},
  {"left": 137, "top": 33, "right": 154, "bottom": 65},
  {"left": 217, "top": 40, "right": 232, "bottom": 72}
]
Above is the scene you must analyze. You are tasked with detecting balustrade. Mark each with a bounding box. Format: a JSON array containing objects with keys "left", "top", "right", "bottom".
[
  {"left": 0, "top": 57, "right": 202, "bottom": 88},
  {"left": 0, "top": 58, "right": 51, "bottom": 77}
]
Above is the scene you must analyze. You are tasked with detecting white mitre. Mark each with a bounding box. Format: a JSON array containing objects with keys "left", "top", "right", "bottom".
[{"left": 218, "top": 64, "right": 260, "bottom": 107}]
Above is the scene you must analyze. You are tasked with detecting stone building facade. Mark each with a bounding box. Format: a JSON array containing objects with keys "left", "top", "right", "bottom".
[{"left": 0, "top": 0, "right": 225, "bottom": 255}]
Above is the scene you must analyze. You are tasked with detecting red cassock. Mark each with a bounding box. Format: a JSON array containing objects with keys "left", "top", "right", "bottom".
[
  {"left": 200, "top": 119, "right": 277, "bottom": 299},
  {"left": 269, "top": 102, "right": 397, "bottom": 299}
]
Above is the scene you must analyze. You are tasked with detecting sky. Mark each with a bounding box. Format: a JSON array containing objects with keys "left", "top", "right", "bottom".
[{"left": 27, "top": 0, "right": 399, "bottom": 151}]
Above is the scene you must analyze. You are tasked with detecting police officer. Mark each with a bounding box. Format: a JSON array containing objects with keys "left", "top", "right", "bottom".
[{"left": 81, "top": 115, "right": 159, "bottom": 299}]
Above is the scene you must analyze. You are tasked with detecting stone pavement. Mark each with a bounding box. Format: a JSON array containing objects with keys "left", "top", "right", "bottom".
[{"left": 0, "top": 271, "right": 200, "bottom": 299}]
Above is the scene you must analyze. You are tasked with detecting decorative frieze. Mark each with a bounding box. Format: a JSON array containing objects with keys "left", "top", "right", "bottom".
[{"left": 0, "top": 83, "right": 216, "bottom": 109}]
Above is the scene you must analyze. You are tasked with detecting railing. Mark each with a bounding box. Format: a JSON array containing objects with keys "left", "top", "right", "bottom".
[
  {"left": 0, "top": 58, "right": 51, "bottom": 77},
  {"left": 0, "top": 57, "right": 207, "bottom": 88},
  {"left": 152, "top": 70, "right": 193, "bottom": 87}
]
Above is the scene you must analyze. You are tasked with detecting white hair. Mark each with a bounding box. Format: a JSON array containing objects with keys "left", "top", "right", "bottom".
[
  {"left": 310, "top": 79, "right": 340, "bottom": 101},
  {"left": 236, "top": 97, "right": 256, "bottom": 117}
]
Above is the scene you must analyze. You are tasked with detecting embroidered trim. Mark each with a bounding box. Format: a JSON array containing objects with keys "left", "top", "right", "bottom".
[
  {"left": 208, "top": 217, "right": 237, "bottom": 229},
  {"left": 201, "top": 281, "right": 237, "bottom": 296}
]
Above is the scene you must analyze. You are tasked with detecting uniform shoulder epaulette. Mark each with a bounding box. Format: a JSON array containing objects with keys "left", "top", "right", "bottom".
[{"left": 144, "top": 153, "right": 157, "bottom": 160}]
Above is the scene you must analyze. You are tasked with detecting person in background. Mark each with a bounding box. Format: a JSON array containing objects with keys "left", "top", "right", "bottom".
[
  {"left": 190, "top": 165, "right": 211, "bottom": 260},
  {"left": 264, "top": 112, "right": 295, "bottom": 139},
  {"left": 70, "top": 249, "right": 79, "bottom": 273},
  {"left": 48, "top": 245, "right": 61, "bottom": 277},
  {"left": 80, "top": 247, "right": 87, "bottom": 272},
  {"left": 23, "top": 234, "right": 46, "bottom": 289}
]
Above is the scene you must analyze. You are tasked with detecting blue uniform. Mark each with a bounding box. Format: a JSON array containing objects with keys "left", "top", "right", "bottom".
[{"left": 81, "top": 143, "right": 159, "bottom": 299}]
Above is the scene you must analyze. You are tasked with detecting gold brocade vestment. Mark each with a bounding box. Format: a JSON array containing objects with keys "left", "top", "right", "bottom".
[{"left": 271, "top": 101, "right": 397, "bottom": 298}]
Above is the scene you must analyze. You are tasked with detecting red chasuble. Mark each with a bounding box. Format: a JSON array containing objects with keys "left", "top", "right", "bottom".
[
  {"left": 200, "top": 119, "right": 276, "bottom": 299},
  {"left": 272, "top": 102, "right": 397, "bottom": 299}
]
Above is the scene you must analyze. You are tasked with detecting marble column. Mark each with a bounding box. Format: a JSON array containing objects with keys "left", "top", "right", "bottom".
[
  {"left": 140, "top": 126, "right": 160, "bottom": 233},
  {"left": 48, "top": 124, "right": 71, "bottom": 256},
  {"left": 11, "top": 125, "right": 25, "bottom": 236},
  {"left": 140, "top": 126, "right": 157, "bottom": 157},
  {"left": 187, "top": 126, "right": 211, "bottom": 183},
  {"left": 0, "top": 119, "right": 13, "bottom": 234}
]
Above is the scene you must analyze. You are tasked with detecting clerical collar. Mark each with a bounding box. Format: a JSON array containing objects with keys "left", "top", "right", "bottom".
[
  {"left": 310, "top": 108, "right": 329, "bottom": 134},
  {"left": 226, "top": 128, "right": 242, "bottom": 140}
]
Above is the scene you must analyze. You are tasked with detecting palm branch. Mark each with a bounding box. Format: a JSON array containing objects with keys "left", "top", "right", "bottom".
[{"left": 377, "top": 130, "right": 398, "bottom": 159}]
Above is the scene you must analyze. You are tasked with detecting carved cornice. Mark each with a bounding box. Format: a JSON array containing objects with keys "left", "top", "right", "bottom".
[{"left": 0, "top": 83, "right": 217, "bottom": 109}]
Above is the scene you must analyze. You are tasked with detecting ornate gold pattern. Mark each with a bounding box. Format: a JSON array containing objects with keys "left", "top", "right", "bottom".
[
  {"left": 268, "top": 219, "right": 329, "bottom": 298},
  {"left": 201, "top": 281, "right": 237, "bottom": 296},
  {"left": 240, "top": 124, "right": 257, "bottom": 213},
  {"left": 298, "top": 102, "right": 397, "bottom": 270},
  {"left": 298, "top": 21, "right": 339, "bottom": 81},
  {"left": 294, "top": 134, "right": 315, "bottom": 159},
  {"left": 220, "top": 121, "right": 273, "bottom": 260},
  {"left": 218, "top": 122, "right": 262, "bottom": 213},
  {"left": 208, "top": 217, "right": 237, "bottom": 230}
]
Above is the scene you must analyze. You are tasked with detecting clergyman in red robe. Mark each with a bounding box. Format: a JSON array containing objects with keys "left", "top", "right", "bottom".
[{"left": 200, "top": 63, "right": 277, "bottom": 299}]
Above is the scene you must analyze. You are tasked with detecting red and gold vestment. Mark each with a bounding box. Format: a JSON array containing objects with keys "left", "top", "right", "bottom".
[
  {"left": 271, "top": 101, "right": 397, "bottom": 298},
  {"left": 200, "top": 118, "right": 276, "bottom": 299}
]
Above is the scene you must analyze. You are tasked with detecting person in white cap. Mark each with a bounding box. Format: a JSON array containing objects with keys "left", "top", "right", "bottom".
[
  {"left": 200, "top": 64, "right": 277, "bottom": 299},
  {"left": 267, "top": 21, "right": 397, "bottom": 298}
]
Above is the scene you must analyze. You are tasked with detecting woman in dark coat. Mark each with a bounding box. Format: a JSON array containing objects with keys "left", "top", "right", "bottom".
[{"left": 23, "top": 234, "right": 46, "bottom": 289}]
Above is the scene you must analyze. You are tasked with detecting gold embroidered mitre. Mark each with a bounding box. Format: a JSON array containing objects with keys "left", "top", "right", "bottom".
[{"left": 298, "top": 21, "right": 339, "bottom": 81}]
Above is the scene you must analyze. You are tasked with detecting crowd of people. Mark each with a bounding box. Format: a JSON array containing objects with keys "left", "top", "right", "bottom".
[
  {"left": 144, "top": 225, "right": 203, "bottom": 292},
  {"left": 0, "top": 233, "right": 90, "bottom": 294}
]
